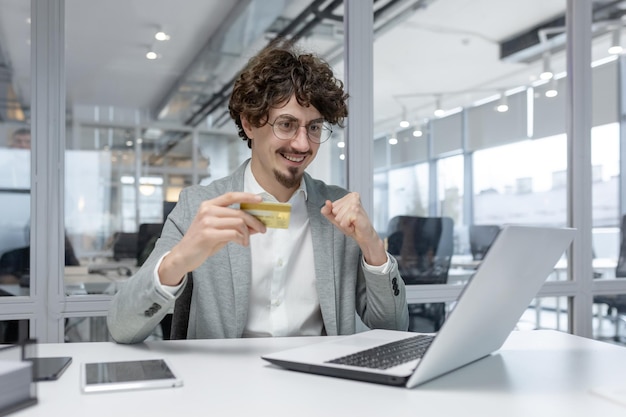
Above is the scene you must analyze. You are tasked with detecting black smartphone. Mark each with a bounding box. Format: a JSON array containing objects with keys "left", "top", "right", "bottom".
[{"left": 27, "top": 356, "right": 73, "bottom": 381}]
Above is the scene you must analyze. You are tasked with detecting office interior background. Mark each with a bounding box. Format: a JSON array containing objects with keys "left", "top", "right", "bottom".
[{"left": 1, "top": 0, "right": 626, "bottom": 345}]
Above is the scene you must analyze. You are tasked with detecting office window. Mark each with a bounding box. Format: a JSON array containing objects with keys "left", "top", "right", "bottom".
[
  {"left": 387, "top": 163, "right": 430, "bottom": 222},
  {"left": 473, "top": 136, "right": 567, "bottom": 226},
  {"left": 522, "top": 297, "right": 570, "bottom": 332},
  {"left": 591, "top": 123, "right": 619, "bottom": 228},
  {"left": 437, "top": 155, "right": 464, "bottom": 227}
]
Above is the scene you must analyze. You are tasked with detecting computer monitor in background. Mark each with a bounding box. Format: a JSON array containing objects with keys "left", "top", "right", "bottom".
[{"left": 469, "top": 225, "right": 501, "bottom": 261}]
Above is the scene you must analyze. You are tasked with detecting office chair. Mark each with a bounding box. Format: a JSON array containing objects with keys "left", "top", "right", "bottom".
[
  {"left": 170, "top": 273, "right": 193, "bottom": 339},
  {"left": 135, "top": 222, "right": 174, "bottom": 339},
  {"left": 136, "top": 223, "right": 164, "bottom": 266},
  {"left": 111, "top": 232, "right": 138, "bottom": 261},
  {"left": 593, "top": 215, "right": 626, "bottom": 342},
  {"left": 469, "top": 224, "right": 501, "bottom": 261},
  {"left": 387, "top": 215, "right": 454, "bottom": 332},
  {"left": 0, "top": 246, "right": 29, "bottom": 280}
]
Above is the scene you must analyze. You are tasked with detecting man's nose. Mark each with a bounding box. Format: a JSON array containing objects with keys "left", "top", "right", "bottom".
[{"left": 290, "top": 126, "right": 311, "bottom": 150}]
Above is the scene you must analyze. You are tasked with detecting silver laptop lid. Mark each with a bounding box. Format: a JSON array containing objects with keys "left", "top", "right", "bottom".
[{"left": 407, "top": 225, "right": 575, "bottom": 388}]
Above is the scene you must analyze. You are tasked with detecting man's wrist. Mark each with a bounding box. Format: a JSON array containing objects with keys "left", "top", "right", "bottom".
[{"left": 158, "top": 251, "right": 186, "bottom": 286}]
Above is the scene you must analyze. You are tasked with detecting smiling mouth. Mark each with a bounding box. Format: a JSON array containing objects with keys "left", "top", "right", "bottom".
[{"left": 281, "top": 153, "right": 306, "bottom": 163}]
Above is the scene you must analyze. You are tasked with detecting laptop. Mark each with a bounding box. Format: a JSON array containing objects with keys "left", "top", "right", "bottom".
[{"left": 262, "top": 225, "right": 576, "bottom": 388}]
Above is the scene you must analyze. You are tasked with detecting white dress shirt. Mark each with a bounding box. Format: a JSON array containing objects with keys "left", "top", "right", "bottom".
[{"left": 242, "top": 163, "right": 322, "bottom": 337}]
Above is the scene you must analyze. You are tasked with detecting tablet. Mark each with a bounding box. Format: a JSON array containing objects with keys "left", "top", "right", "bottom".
[
  {"left": 81, "top": 359, "right": 183, "bottom": 393},
  {"left": 28, "top": 356, "right": 73, "bottom": 381}
]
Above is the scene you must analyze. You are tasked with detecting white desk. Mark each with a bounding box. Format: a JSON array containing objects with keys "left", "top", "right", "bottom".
[
  {"left": 64, "top": 266, "right": 129, "bottom": 295},
  {"left": 12, "top": 330, "right": 626, "bottom": 417},
  {"left": 447, "top": 267, "right": 475, "bottom": 285},
  {"left": 553, "top": 257, "right": 618, "bottom": 279}
]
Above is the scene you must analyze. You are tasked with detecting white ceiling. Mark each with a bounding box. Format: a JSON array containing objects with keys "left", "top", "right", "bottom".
[{"left": 0, "top": 0, "right": 623, "bottom": 146}]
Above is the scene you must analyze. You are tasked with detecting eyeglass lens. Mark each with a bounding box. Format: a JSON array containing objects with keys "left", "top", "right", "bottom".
[{"left": 272, "top": 116, "right": 331, "bottom": 143}]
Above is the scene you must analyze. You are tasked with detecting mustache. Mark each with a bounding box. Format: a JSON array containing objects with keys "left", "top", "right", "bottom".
[{"left": 277, "top": 147, "right": 311, "bottom": 156}]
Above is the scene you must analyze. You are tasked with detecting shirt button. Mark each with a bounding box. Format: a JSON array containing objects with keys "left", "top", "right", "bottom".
[
  {"left": 277, "top": 259, "right": 283, "bottom": 267},
  {"left": 271, "top": 299, "right": 281, "bottom": 307}
]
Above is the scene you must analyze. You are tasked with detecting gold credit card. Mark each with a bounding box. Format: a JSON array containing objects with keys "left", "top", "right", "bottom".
[{"left": 240, "top": 202, "right": 292, "bottom": 229}]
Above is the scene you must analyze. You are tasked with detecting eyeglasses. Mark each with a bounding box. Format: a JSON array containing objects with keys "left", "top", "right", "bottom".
[{"left": 267, "top": 116, "right": 332, "bottom": 144}]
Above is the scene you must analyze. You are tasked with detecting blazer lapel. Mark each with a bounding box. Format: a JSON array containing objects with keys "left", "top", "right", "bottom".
[
  {"left": 228, "top": 243, "right": 251, "bottom": 336},
  {"left": 228, "top": 161, "right": 252, "bottom": 336}
]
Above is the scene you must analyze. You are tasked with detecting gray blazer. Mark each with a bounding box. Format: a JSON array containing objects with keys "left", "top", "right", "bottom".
[{"left": 107, "top": 160, "right": 409, "bottom": 343}]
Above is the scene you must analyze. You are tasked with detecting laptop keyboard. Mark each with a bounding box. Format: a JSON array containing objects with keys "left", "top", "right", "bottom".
[{"left": 326, "top": 334, "right": 435, "bottom": 370}]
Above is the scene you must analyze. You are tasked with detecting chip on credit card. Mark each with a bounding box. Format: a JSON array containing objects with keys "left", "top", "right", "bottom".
[{"left": 240, "top": 202, "right": 291, "bottom": 229}]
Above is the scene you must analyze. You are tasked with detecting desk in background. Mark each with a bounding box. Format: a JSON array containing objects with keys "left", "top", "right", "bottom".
[
  {"left": 64, "top": 265, "right": 132, "bottom": 295},
  {"left": 12, "top": 330, "right": 626, "bottom": 417},
  {"left": 0, "top": 264, "right": 134, "bottom": 297},
  {"left": 554, "top": 257, "right": 618, "bottom": 280}
]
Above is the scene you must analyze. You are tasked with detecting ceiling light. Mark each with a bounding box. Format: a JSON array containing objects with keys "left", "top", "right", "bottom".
[
  {"left": 146, "top": 50, "right": 158, "bottom": 60},
  {"left": 539, "top": 52, "right": 553, "bottom": 80},
  {"left": 434, "top": 96, "right": 444, "bottom": 117},
  {"left": 139, "top": 184, "right": 156, "bottom": 196},
  {"left": 608, "top": 27, "right": 623, "bottom": 55},
  {"left": 545, "top": 78, "right": 558, "bottom": 98},
  {"left": 495, "top": 92, "right": 509, "bottom": 112},
  {"left": 388, "top": 132, "right": 398, "bottom": 145},
  {"left": 412, "top": 119, "right": 426, "bottom": 137},
  {"left": 155, "top": 30, "right": 170, "bottom": 41},
  {"left": 337, "top": 141, "right": 345, "bottom": 148},
  {"left": 399, "top": 106, "right": 410, "bottom": 128},
  {"left": 339, "top": 154, "right": 345, "bottom": 160}
]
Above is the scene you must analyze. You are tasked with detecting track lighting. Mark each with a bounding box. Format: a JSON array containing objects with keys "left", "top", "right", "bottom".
[
  {"left": 434, "top": 96, "right": 444, "bottom": 117},
  {"left": 539, "top": 52, "right": 553, "bottom": 80},
  {"left": 496, "top": 92, "right": 509, "bottom": 113},
  {"left": 399, "top": 106, "right": 410, "bottom": 128},
  {"left": 412, "top": 119, "right": 427, "bottom": 137},
  {"left": 608, "top": 27, "right": 623, "bottom": 55}
]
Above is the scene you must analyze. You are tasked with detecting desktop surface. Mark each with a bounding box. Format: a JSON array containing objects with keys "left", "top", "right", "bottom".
[{"left": 13, "top": 330, "right": 626, "bottom": 417}]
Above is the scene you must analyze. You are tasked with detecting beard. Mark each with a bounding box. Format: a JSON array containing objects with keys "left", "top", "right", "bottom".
[{"left": 273, "top": 166, "right": 302, "bottom": 189}]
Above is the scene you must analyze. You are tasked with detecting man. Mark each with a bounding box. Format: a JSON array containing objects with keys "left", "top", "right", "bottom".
[
  {"left": 8, "top": 128, "right": 31, "bottom": 149},
  {"left": 107, "top": 39, "right": 409, "bottom": 344}
]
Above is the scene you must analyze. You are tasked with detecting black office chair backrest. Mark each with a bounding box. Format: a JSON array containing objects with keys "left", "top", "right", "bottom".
[
  {"left": 469, "top": 224, "right": 501, "bottom": 261},
  {"left": 0, "top": 246, "right": 30, "bottom": 277},
  {"left": 136, "top": 223, "right": 164, "bottom": 266},
  {"left": 387, "top": 216, "right": 454, "bottom": 285},
  {"left": 616, "top": 214, "right": 626, "bottom": 278},
  {"left": 170, "top": 273, "right": 193, "bottom": 339},
  {"left": 111, "top": 232, "right": 138, "bottom": 261}
]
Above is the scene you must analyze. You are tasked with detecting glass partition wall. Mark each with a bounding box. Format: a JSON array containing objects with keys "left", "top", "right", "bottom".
[
  {"left": 2, "top": 0, "right": 626, "bottom": 344},
  {"left": 372, "top": 0, "right": 626, "bottom": 342}
]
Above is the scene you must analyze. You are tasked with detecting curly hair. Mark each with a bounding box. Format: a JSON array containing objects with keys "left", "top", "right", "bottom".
[{"left": 229, "top": 38, "right": 349, "bottom": 148}]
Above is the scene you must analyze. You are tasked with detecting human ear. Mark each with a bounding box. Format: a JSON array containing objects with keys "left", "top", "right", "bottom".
[{"left": 241, "top": 116, "right": 254, "bottom": 139}]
